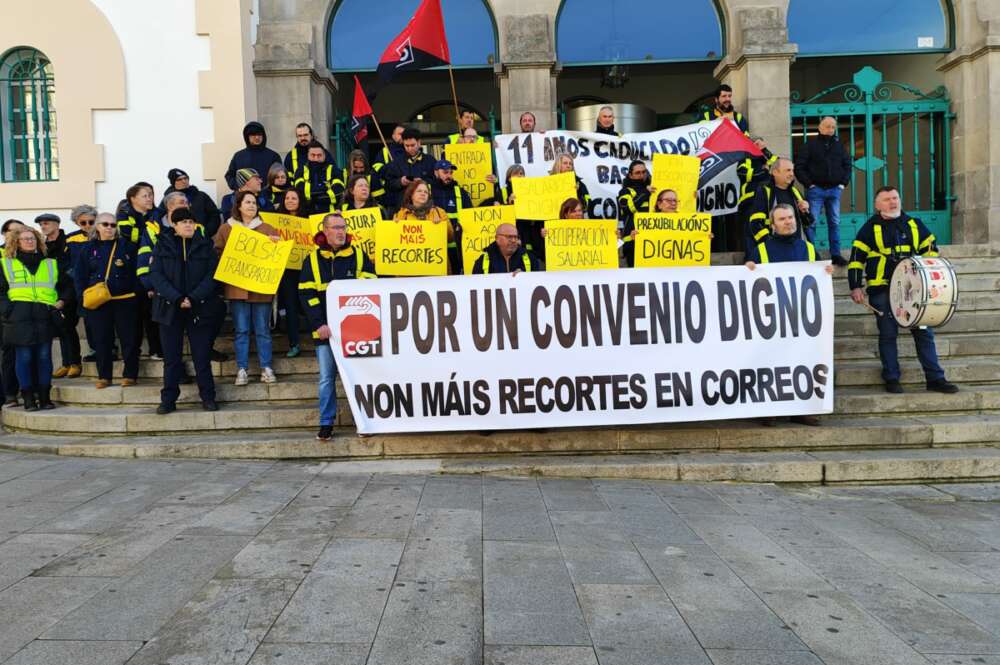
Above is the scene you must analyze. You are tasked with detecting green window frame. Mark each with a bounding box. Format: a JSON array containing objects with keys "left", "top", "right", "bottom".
[{"left": 0, "top": 47, "right": 58, "bottom": 182}]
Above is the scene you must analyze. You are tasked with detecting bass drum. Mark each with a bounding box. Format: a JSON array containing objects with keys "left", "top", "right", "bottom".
[{"left": 889, "top": 256, "right": 959, "bottom": 328}]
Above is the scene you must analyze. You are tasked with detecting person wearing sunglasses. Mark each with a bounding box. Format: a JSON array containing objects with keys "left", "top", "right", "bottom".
[
  {"left": 73, "top": 213, "right": 140, "bottom": 390},
  {"left": 0, "top": 226, "right": 73, "bottom": 411}
]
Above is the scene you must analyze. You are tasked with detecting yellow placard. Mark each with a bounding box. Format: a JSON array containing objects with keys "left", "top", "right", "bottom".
[
  {"left": 512, "top": 171, "right": 577, "bottom": 220},
  {"left": 260, "top": 212, "right": 317, "bottom": 270},
  {"left": 634, "top": 213, "right": 712, "bottom": 267},
  {"left": 459, "top": 205, "right": 516, "bottom": 275},
  {"left": 214, "top": 222, "right": 294, "bottom": 295},
  {"left": 375, "top": 219, "right": 448, "bottom": 276},
  {"left": 445, "top": 143, "right": 494, "bottom": 206},
  {"left": 652, "top": 154, "right": 702, "bottom": 213},
  {"left": 341, "top": 208, "right": 382, "bottom": 263},
  {"left": 543, "top": 219, "right": 619, "bottom": 271}
]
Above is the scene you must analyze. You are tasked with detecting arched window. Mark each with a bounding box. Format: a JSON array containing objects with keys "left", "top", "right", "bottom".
[
  {"left": 556, "top": 0, "right": 723, "bottom": 65},
  {"left": 0, "top": 47, "right": 58, "bottom": 182},
  {"left": 328, "top": 0, "right": 497, "bottom": 72},
  {"left": 789, "top": 0, "right": 952, "bottom": 56}
]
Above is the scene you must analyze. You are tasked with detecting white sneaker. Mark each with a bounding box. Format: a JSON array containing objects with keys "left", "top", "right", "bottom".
[
  {"left": 234, "top": 368, "right": 249, "bottom": 386},
  {"left": 261, "top": 367, "right": 277, "bottom": 384}
]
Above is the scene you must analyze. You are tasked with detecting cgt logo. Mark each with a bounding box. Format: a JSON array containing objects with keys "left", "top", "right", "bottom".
[{"left": 339, "top": 295, "right": 382, "bottom": 357}]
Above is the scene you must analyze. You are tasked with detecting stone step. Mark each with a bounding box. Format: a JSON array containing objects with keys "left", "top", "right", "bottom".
[
  {"left": 834, "top": 356, "right": 1000, "bottom": 386},
  {"left": 834, "top": 310, "right": 1000, "bottom": 336},
  {"left": 834, "top": 332, "right": 1000, "bottom": 359},
  {"left": 833, "top": 385, "right": 1000, "bottom": 415},
  {"left": 79, "top": 355, "right": 320, "bottom": 379},
  {"left": 1, "top": 401, "right": 323, "bottom": 434},
  {"left": 50, "top": 376, "right": 323, "bottom": 406},
  {"left": 833, "top": 291, "right": 1000, "bottom": 317},
  {"left": 3, "top": 412, "right": 1000, "bottom": 465}
]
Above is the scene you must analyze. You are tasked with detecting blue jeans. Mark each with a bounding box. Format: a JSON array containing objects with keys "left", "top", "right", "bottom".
[
  {"left": 230, "top": 301, "right": 273, "bottom": 370},
  {"left": 869, "top": 289, "right": 945, "bottom": 383},
  {"left": 806, "top": 185, "right": 843, "bottom": 254},
  {"left": 316, "top": 342, "right": 337, "bottom": 426},
  {"left": 15, "top": 342, "right": 52, "bottom": 389}
]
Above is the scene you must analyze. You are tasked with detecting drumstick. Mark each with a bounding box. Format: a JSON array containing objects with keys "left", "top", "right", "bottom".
[{"left": 860, "top": 300, "right": 883, "bottom": 316}]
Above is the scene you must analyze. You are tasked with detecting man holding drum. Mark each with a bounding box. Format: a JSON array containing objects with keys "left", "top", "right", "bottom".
[{"left": 847, "top": 186, "right": 958, "bottom": 394}]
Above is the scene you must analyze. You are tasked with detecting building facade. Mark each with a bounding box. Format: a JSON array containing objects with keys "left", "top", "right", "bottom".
[{"left": 1, "top": 0, "right": 998, "bottom": 247}]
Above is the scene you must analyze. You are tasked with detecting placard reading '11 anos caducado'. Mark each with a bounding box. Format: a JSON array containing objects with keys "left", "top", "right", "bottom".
[
  {"left": 214, "top": 222, "right": 294, "bottom": 295},
  {"left": 459, "top": 205, "right": 516, "bottom": 275},
  {"left": 260, "top": 212, "right": 316, "bottom": 270},
  {"left": 543, "top": 219, "right": 619, "bottom": 271},
  {"left": 511, "top": 171, "right": 577, "bottom": 220},
  {"left": 374, "top": 219, "right": 448, "bottom": 276},
  {"left": 634, "top": 213, "right": 712, "bottom": 267},
  {"left": 445, "top": 142, "right": 494, "bottom": 206}
]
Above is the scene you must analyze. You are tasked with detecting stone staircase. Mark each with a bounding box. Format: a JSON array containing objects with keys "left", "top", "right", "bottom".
[{"left": 3, "top": 244, "right": 1000, "bottom": 475}]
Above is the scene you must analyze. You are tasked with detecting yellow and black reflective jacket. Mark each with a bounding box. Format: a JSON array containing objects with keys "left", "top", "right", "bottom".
[{"left": 848, "top": 213, "right": 938, "bottom": 291}]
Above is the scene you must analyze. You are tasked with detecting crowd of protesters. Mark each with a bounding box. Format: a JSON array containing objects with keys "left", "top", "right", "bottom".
[{"left": 0, "top": 84, "right": 956, "bottom": 441}]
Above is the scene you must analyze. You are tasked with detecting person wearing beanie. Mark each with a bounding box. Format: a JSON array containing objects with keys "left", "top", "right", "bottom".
[
  {"left": 297, "top": 212, "right": 375, "bottom": 440},
  {"left": 149, "top": 208, "right": 225, "bottom": 414},
  {"left": 219, "top": 168, "right": 274, "bottom": 221},
  {"left": 224, "top": 121, "right": 282, "bottom": 191},
  {"left": 154, "top": 168, "right": 222, "bottom": 239}
]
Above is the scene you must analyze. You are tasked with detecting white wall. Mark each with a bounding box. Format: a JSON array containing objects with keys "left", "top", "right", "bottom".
[{"left": 90, "top": 0, "right": 214, "bottom": 216}]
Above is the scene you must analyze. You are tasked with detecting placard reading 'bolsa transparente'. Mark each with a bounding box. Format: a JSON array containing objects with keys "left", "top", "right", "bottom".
[{"left": 325, "top": 264, "right": 835, "bottom": 434}]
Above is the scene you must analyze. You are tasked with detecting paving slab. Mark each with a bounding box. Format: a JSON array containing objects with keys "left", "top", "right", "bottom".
[
  {"left": 3, "top": 640, "right": 142, "bottom": 665},
  {"left": 247, "top": 643, "right": 370, "bottom": 665},
  {"left": 42, "top": 534, "right": 249, "bottom": 641},
  {"left": 484, "top": 645, "right": 599, "bottom": 665}
]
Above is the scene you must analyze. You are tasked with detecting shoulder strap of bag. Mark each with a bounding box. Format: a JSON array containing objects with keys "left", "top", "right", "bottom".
[{"left": 103, "top": 241, "right": 117, "bottom": 281}]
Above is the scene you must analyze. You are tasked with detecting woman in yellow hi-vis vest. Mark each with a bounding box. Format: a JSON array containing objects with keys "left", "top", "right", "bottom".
[{"left": 0, "top": 226, "right": 72, "bottom": 411}]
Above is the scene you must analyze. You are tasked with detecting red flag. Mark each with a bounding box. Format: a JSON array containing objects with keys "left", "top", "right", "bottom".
[
  {"left": 376, "top": 0, "right": 450, "bottom": 86},
  {"left": 351, "top": 76, "right": 372, "bottom": 144},
  {"left": 696, "top": 118, "right": 764, "bottom": 184}
]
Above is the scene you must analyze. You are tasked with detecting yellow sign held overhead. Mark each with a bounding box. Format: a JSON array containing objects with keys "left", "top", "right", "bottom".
[
  {"left": 214, "top": 222, "right": 294, "bottom": 294},
  {"left": 652, "top": 154, "right": 701, "bottom": 213},
  {"left": 260, "top": 212, "right": 316, "bottom": 270},
  {"left": 375, "top": 219, "right": 448, "bottom": 276},
  {"left": 512, "top": 171, "right": 577, "bottom": 220},
  {"left": 445, "top": 143, "right": 494, "bottom": 206},
  {"left": 634, "top": 212, "right": 712, "bottom": 267},
  {"left": 459, "top": 205, "right": 516, "bottom": 275},
  {"left": 543, "top": 219, "right": 619, "bottom": 271}
]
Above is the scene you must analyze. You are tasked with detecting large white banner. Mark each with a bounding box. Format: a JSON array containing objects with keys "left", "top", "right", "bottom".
[
  {"left": 494, "top": 119, "right": 742, "bottom": 220},
  {"left": 326, "top": 264, "right": 835, "bottom": 434}
]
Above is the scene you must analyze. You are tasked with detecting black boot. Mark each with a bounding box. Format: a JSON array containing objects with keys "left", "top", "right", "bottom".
[
  {"left": 21, "top": 389, "right": 38, "bottom": 412},
  {"left": 37, "top": 385, "right": 55, "bottom": 410}
]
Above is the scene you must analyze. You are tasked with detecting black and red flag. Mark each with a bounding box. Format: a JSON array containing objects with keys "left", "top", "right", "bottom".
[
  {"left": 376, "top": 0, "right": 450, "bottom": 86},
  {"left": 696, "top": 117, "right": 764, "bottom": 184},
  {"left": 351, "top": 76, "right": 372, "bottom": 144}
]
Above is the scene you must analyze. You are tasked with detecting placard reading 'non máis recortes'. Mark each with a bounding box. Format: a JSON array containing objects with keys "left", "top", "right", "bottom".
[{"left": 374, "top": 219, "right": 448, "bottom": 276}]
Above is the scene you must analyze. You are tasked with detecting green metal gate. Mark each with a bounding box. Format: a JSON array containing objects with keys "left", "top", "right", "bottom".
[{"left": 790, "top": 66, "right": 953, "bottom": 248}]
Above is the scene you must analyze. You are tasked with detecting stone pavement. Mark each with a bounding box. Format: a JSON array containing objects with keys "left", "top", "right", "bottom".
[{"left": 0, "top": 451, "right": 999, "bottom": 664}]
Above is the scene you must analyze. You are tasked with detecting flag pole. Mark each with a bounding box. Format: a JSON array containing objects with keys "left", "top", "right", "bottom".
[
  {"left": 369, "top": 109, "right": 390, "bottom": 156},
  {"left": 447, "top": 64, "right": 461, "bottom": 130}
]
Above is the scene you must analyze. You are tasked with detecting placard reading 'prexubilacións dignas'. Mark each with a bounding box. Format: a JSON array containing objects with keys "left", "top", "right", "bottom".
[{"left": 325, "top": 264, "right": 834, "bottom": 434}]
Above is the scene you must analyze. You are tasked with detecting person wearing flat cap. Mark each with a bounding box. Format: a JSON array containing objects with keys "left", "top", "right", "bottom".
[{"left": 430, "top": 158, "right": 472, "bottom": 274}]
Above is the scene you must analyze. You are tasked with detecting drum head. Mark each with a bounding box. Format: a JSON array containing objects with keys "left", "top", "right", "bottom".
[{"left": 889, "top": 257, "right": 924, "bottom": 327}]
